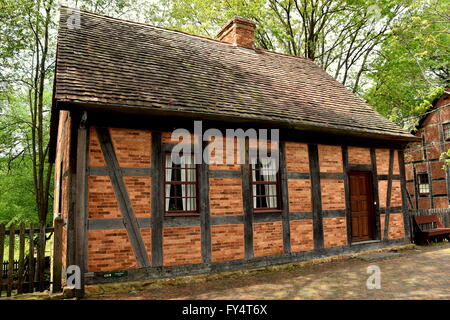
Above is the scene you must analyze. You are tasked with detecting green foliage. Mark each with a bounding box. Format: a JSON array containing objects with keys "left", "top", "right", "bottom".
[
  {"left": 440, "top": 149, "right": 450, "bottom": 170},
  {"left": 364, "top": 0, "right": 449, "bottom": 130},
  {"left": 0, "top": 0, "right": 140, "bottom": 225},
  {"left": 0, "top": 157, "right": 41, "bottom": 226},
  {"left": 0, "top": 0, "right": 448, "bottom": 225},
  {"left": 147, "top": 0, "right": 414, "bottom": 92},
  {"left": 0, "top": 86, "right": 54, "bottom": 225}
]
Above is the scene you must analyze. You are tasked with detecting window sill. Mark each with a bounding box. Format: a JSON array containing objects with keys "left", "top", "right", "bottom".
[
  {"left": 164, "top": 213, "right": 200, "bottom": 217},
  {"left": 252, "top": 209, "right": 282, "bottom": 214}
]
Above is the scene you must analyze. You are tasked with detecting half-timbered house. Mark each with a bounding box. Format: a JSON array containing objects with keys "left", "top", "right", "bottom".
[
  {"left": 50, "top": 8, "right": 418, "bottom": 291},
  {"left": 405, "top": 91, "right": 450, "bottom": 209}
]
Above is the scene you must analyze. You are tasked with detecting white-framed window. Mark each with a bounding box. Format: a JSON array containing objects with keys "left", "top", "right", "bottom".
[
  {"left": 251, "top": 157, "right": 281, "bottom": 211},
  {"left": 443, "top": 123, "right": 450, "bottom": 140},
  {"left": 164, "top": 153, "right": 199, "bottom": 215},
  {"left": 417, "top": 173, "right": 430, "bottom": 195}
]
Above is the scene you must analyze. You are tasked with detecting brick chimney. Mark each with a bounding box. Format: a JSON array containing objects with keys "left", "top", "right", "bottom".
[{"left": 217, "top": 17, "right": 256, "bottom": 49}]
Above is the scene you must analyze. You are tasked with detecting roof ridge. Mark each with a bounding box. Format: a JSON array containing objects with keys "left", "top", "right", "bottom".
[
  {"left": 60, "top": 7, "right": 225, "bottom": 45},
  {"left": 59, "top": 6, "right": 312, "bottom": 63}
]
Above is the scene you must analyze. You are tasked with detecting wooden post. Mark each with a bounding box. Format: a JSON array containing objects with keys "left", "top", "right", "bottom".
[
  {"left": 17, "top": 223, "right": 25, "bottom": 294},
  {"left": 200, "top": 140, "right": 212, "bottom": 263},
  {"left": 370, "top": 148, "right": 381, "bottom": 240},
  {"left": 151, "top": 132, "right": 163, "bottom": 267},
  {"left": 36, "top": 223, "right": 46, "bottom": 292},
  {"left": 280, "top": 141, "right": 291, "bottom": 254},
  {"left": 0, "top": 223, "right": 5, "bottom": 297},
  {"left": 242, "top": 137, "right": 254, "bottom": 259},
  {"left": 74, "top": 111, "right": 88, "bottom": 298},
  {"left": 51, "top": 215, "right": 64, "bottom": 293},
  {"left": 28, "top": 223, "right": 35, "bottom": 293},
  {"left": 7, "top": 224, "right": 15, "bottom": 297},
  {"left": 342, "top": 146, "right": 352, "bottom": 245},
  {"left": 383, "top": 149, "right": 395, "bottom": 240},
  {"left": 398, "top": 149, "right": 413, "bottom": 241},
  {"left": 308, "top": 144, "right": 324, "bottom": 249}
]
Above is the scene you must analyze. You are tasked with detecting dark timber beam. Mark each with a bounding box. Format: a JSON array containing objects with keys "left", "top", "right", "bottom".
[
  {"left": 74, "top": 111, "right": 88, "bottom": 298},
  {"left": 67, "top": 111, "right": 78, "bottom": 267},
  {"left": 437, "top": 112, "right": 450, "bottom": 206},
  {"left": 398, "top": 150, "right": 413, "bottom": 241},
  {"left": 383, "top": 149, "right": 395, "bottom": 240},
  {"left": 422, "top": 134, "right": 434, "bottom": 208},
  {"left": 151, "top": 132, "right": 163, "bottom": 267},
  {"left": 96, "top": 128, "right": 150, "bottom": 267},
  {"left": 88, "top": 166, "right": 152, "bottom": 177},
  {"left": 242, "top": 138, "right": 254, "bottom": 259},
  {"left": 280, "top": 142, "right": 291, "bottom": 254},
  {"left": 200, "top": 140, "right": 212, "bottom": 263},
  {"left": 370, "top": 148, "right": 381, "bottom": 240},
  {"left": 308, "top": 144, "right": 324, "bottom": 249},
  {"left": 208, "top": 170, "right": 242, "bottom": 178},
  {"left": 413, "top": 164, "right": 419, "bottom": 209},
  {"left": 342, "top": 146, "right": 352, "bottom": 245}
]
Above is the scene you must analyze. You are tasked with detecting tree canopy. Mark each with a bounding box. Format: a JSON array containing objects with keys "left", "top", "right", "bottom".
[{"left": 0, "top": 0, "right": 448, "bottom": 224}]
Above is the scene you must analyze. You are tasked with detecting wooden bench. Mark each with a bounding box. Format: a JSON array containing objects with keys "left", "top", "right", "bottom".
[{"left": 413, "top": 215, "right": 450, "bottom": 245}]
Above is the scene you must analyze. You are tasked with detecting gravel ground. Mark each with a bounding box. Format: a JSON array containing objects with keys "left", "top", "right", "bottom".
[{"left": 90, "top": 242, "right": 450, "bottom": 300}]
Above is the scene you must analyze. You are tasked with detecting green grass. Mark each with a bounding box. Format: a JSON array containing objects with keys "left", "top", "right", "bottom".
[{"left": 1, "top": 234, "right": 53, "bottom": 261}]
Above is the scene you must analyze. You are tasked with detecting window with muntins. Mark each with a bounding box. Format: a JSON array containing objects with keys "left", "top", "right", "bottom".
[
  {"left": 251, "top": 157, "right": 280, "bottom": 211},
  {"left": 164, "top": 153, "right": 199, "bottom": 215},
  {"left": 444, "top": 123, "right": 450, "bottom": 141},
  {"left": 417, "top": 173, "right": 430, "bottom": 195}
]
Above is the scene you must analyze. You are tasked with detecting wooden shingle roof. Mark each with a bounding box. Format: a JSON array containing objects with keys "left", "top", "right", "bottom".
[{"left": 53, "top": 8, "right": 415, "bottom": 141}]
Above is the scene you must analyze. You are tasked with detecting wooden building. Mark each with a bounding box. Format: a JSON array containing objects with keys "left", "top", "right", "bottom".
[
  {"left": 405, "top": 91, "right": 450, "bottom": 209},
  {"left": 50, "top": 8, "right": 418, "bottom": 288}
]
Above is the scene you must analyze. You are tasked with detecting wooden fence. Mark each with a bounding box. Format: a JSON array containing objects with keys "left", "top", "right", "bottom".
[{"left": 0, "top": 220, "right": 62, "bottom": 297}]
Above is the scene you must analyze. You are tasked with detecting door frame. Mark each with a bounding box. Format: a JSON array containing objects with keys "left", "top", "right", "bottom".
[{"left": 345, "top": 165, "right": 381, "bottom": 245}]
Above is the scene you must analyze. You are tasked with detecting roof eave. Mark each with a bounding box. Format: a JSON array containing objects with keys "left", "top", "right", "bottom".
[{"left": 52, "top": 99, "right": 420, "bottom": 143}]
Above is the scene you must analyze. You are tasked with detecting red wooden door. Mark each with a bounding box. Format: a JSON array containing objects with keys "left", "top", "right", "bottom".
[{"left": 349, "top": 171, "right": 375, "bottom": 242}]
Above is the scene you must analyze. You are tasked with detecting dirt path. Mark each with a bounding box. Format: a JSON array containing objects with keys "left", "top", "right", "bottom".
[{"left": 89, "top": 243, "right": 450, "bottom": 300}]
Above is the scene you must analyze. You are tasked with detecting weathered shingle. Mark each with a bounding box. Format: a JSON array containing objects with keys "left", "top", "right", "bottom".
[{"left": 53, "top": 8, "right": 414, "bottom": 140}]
